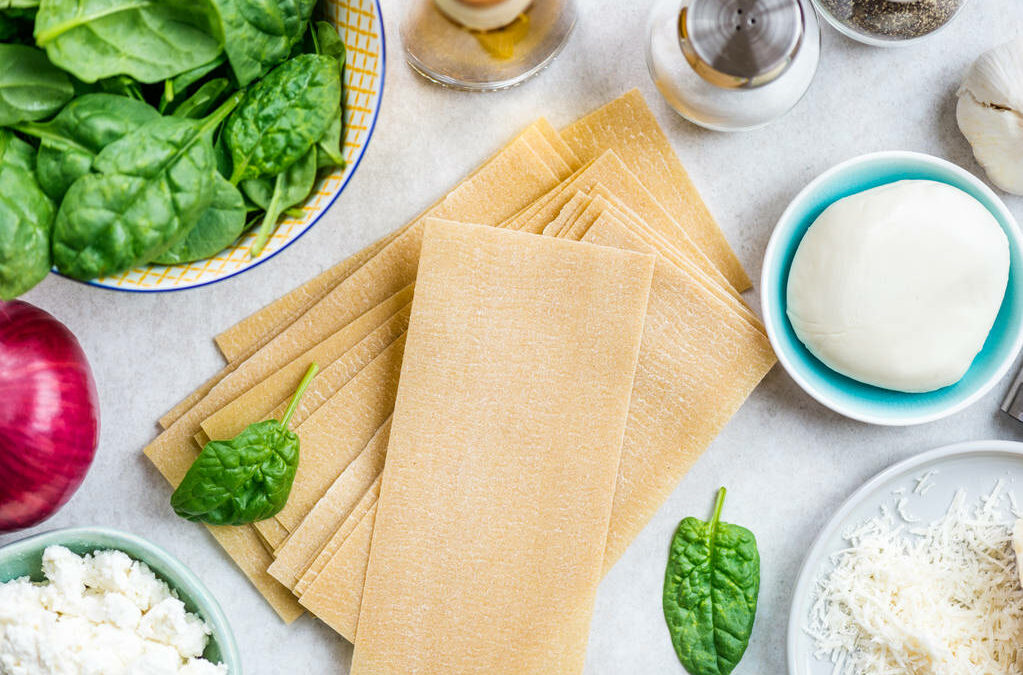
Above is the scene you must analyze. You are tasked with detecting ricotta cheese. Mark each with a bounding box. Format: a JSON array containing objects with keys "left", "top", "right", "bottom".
[
  {"left": 0, "top": 546, "right": 227, "bottom": 675},
  {"left": 786, "top": 180, "right": 1009, "bottom": 392}
]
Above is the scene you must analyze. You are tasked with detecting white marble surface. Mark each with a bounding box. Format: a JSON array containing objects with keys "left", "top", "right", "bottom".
[{"left": 3, "top": 1, "right": 1023, "bottom": 673}]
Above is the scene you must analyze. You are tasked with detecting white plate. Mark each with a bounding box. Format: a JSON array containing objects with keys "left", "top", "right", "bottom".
[{"left": 787, "top": 440, "right": 1023, "bottom": 674}]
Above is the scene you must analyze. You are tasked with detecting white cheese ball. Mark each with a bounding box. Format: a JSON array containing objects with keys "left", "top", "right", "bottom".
[{"left": 786, "top": 180, "right": 1009, "bottom": 393}]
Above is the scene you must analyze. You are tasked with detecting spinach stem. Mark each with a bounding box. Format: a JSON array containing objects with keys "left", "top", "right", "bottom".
[
  {"left": 282, "top": 363, "right": 318, "bottom": 429},
  {"left": 164, "top": 79, "right": 174, "bottom": 104},
  {"left": 12, "top": 123, "right": 91, "bottom": 154},
  {"left": 249, "top": 173, "right": 284, "bottom": 258},
  {"left": 711, "top": 487, "right": 726, "bottom": 527},
  {"left": 200, "top": 91, "right": 244, "bottom": 136}
]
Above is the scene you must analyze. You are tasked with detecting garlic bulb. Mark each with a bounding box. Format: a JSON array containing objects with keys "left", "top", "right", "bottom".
[{"left": 956, "top": 38, "right": 1023, "bottom": 196}]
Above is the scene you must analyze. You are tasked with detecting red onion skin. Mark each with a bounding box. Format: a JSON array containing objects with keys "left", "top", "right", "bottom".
[{"left": 0, "top": 300, "right": 99, "bottom": 532}]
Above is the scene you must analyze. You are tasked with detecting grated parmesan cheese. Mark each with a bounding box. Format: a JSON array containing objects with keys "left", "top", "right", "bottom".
[{"left": 807, "top": 486, "right": 1023, "bottom": 674}]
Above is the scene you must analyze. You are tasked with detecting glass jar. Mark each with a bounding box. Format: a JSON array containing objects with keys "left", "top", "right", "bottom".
[
  {"left": 646, "top": 0, "right": 820, "bottom": 132},
  {"left": 402, "top": 0, "right": 578, "bottom": 91}
]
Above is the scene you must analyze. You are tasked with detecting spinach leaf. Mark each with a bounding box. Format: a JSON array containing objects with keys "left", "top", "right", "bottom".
[
  {"left": 0, "top": 159, "right": 54, "bottom": 300},
  {"left": 312, "top": 21, "right": 346, "bottom": 169},
  {"left": 34, "top": 0, "right": 223, "bottom": 84},
  {"left": 240, "top": 176, "right": 272, "bottom": 210},
  {"left": 170, "top": 362, "right": 317, "bottom": 525},
  {"left": 160, "top": 54, "right": 228, "bottom": 112},
  {"left": 16, "top": 93, "right": 161, "bottom": 201},
  {"left": 170, "top": 78, "right": 230, "bottom": 119},
  {"left": 0, "top": 44, "right": 73, "bottom": 125},
  {"left": 207, "top": 0, "right": 315, "bottom": 86},
  {"left": 249, "top": 145, "right": 316, "bottom": 257},
  {"left": 0, "top": 127, "right": 35, "bottom": 170},
  {"left": 316, "top": 111, "right": 345, "bottom": 169},
  {"left": 153, "top": 173, "right": 246, "bottom": 264},
  {"left": 224, "top": 53, "right": 339, "bottom": 182},
  {"left": 663, "top": 488, "right": 759, "bottom": 675},
  {"left": 97, "top": 75, "right": 145, "bottom": 101},
  {"left": 52, "top": 93, "right": 241, "bottom": 280}
]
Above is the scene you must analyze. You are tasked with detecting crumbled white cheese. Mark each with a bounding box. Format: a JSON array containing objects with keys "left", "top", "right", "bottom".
[
  {"left": 806, "top": 487, "right": 1023, "bottom": 674},
  {"left": 0, "top": 546, "right": 228, "bottom": 675}
]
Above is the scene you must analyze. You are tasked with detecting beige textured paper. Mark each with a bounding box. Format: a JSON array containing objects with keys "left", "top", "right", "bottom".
[
  {"left": 212, "top": 120, "right": 579, "bottom": 363},
  {"left": 581, "top": 215, "right": 775, "bottom": 569},
  {"left": 295, "top": 474, "right": 381, "bottom": 598},
  {"left": 351, "top": 221, "right": 653, "bottom": 674},
  {"left": 269, "top": 417, "right": 391, "bottom": 589},
  {"left": 274, "top": 335, "right": 405, "bottom": 532},
  {"left": 560, "top": 89, "right": 751, "bottom": 291},
  {"left": 299, "top": 500, "right": 379, "bottom": 640}
]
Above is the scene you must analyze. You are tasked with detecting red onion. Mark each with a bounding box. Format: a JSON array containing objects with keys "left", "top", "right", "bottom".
[{"left": 0, "top": 301, "right": 99, "bottom": 532}]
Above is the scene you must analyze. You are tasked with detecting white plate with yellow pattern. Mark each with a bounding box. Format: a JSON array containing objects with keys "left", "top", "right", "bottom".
[{"left": 73, "top": 0, "right": 385, "bottom": 293}]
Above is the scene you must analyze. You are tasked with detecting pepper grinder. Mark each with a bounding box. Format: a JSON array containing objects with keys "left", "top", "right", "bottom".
[
  {"left": 402, "top": 0, "right": 577, "bottom": 91},
  {"left": 647, "top": 0, "right": 820, "bottom": 131}
]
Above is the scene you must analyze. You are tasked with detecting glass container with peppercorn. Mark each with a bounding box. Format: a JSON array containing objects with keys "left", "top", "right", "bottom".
[{"left": 812, "top": 0, "right": 969, "bottom": 46}]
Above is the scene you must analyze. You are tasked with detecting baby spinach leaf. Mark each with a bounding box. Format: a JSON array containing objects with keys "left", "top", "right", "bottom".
[
  {"left": 171, "top": 362, "right": 318, "bottom": 526},
  {"left": 315, "top": 20, "right": 345, "bottom": 62},
  {"left": 153, "top": 173, "right": 246, "bottom": 264},
  {"left": 17, "top": 93, "right": 161, "bottom": 201},
  {"left": 34, "top": 0, "right": 223, "bottom": 83},
  {"left": 224, "top": 53, "right": 339, "bottom": 182},
  {"left": 170, "top": 78, "right": 230, "bottom": 119},
  {"left": 208, "top": 0, "right": 315, "bottom": 86},
  {"left": 160, "top": 54, "right": 228, "bottom": 112},
  {"left": 663, "top": 488, "right": 759, "bottom": 675},
  {"left": 240, "top": 176, "right": 272, "bottom": 210},
  {"left": 0, "top": 127, "right": 36, "bottom": 171},
  {"left": 0, "top": 161, "right": 54, "bottom": 300},
  {"left": 52, "top": 93, "right": 241, "bottom": 280},
  {"left": 312, "top": 21, "right": 346, "bottom": 169},
  {"left": 249, "top": 145, "right": 316, "bottom": 257},
  {"left": 0, "top": 44, "right": 73, "bottom": 125}
]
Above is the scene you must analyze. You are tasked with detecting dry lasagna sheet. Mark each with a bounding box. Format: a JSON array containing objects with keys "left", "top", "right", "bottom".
[
  {"left": 144, "top": 91, "right": 770, "bottom": 633},
  {"left": 350, "top": 221, "right": 653, "bottom": 674}
]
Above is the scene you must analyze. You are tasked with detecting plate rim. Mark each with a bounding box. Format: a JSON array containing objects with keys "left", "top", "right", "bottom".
[
  {"left": 785, "top": 439, "right": 1023, "bottom": 674},
  {"left": 59, "top": 0, "right": 387, "bottom": 294}
]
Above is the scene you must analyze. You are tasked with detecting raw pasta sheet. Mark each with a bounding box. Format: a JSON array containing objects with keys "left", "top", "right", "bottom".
[{"left": 350, "top": 220, "right": 653, "bottom": 674}]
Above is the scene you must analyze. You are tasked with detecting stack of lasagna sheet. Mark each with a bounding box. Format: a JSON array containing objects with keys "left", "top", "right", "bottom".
[{"left": 144, "top": 90, "right": 775, "bottom": 672}]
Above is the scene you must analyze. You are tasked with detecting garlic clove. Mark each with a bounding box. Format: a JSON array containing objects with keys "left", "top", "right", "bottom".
[{"left": 956, "top": 38, "right": 1023, "bottom": 196}]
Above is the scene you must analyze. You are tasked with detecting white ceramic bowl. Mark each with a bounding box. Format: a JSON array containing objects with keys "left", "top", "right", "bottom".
[{"left": 761, "top": 151, "right": 1023, "bottom": 425}]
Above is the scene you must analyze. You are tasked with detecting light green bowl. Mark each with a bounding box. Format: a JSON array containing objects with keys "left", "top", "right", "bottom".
[{"left": 0, "top": 527, "right": 240, "bottom": 672}]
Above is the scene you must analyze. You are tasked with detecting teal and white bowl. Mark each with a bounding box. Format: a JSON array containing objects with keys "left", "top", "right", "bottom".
[
  {"left": 761, "top": 151, "right": 1023, "bottom": 426},
  {"left": 0, "top": 527, "right": 240, "bottom": 671}
]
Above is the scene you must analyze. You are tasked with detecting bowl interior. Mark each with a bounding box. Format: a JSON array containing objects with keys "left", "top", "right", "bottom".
[
  {"left": 762, "top": 153, "right": 1023, "bottom": 424},
  {"left": 0, "top": 528, "right": 239, "bottom": 669}
]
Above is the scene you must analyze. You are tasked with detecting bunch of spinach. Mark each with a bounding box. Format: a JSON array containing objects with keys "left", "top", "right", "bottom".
[
  {"left": 663, "top": 487, "right": 760, "bottom": 675},
  {"left": 0, "top": 2, "right": 348, "bottom": 296}
]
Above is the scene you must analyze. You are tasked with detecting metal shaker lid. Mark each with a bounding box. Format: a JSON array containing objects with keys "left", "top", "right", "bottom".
[{"left": 680, "top": 0, "right": 805, "bottom": 89}]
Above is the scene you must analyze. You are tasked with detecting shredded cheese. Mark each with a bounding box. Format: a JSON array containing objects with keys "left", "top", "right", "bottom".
[{"left": 807, "top": 485, "right": 1023, "bottom": 674}]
